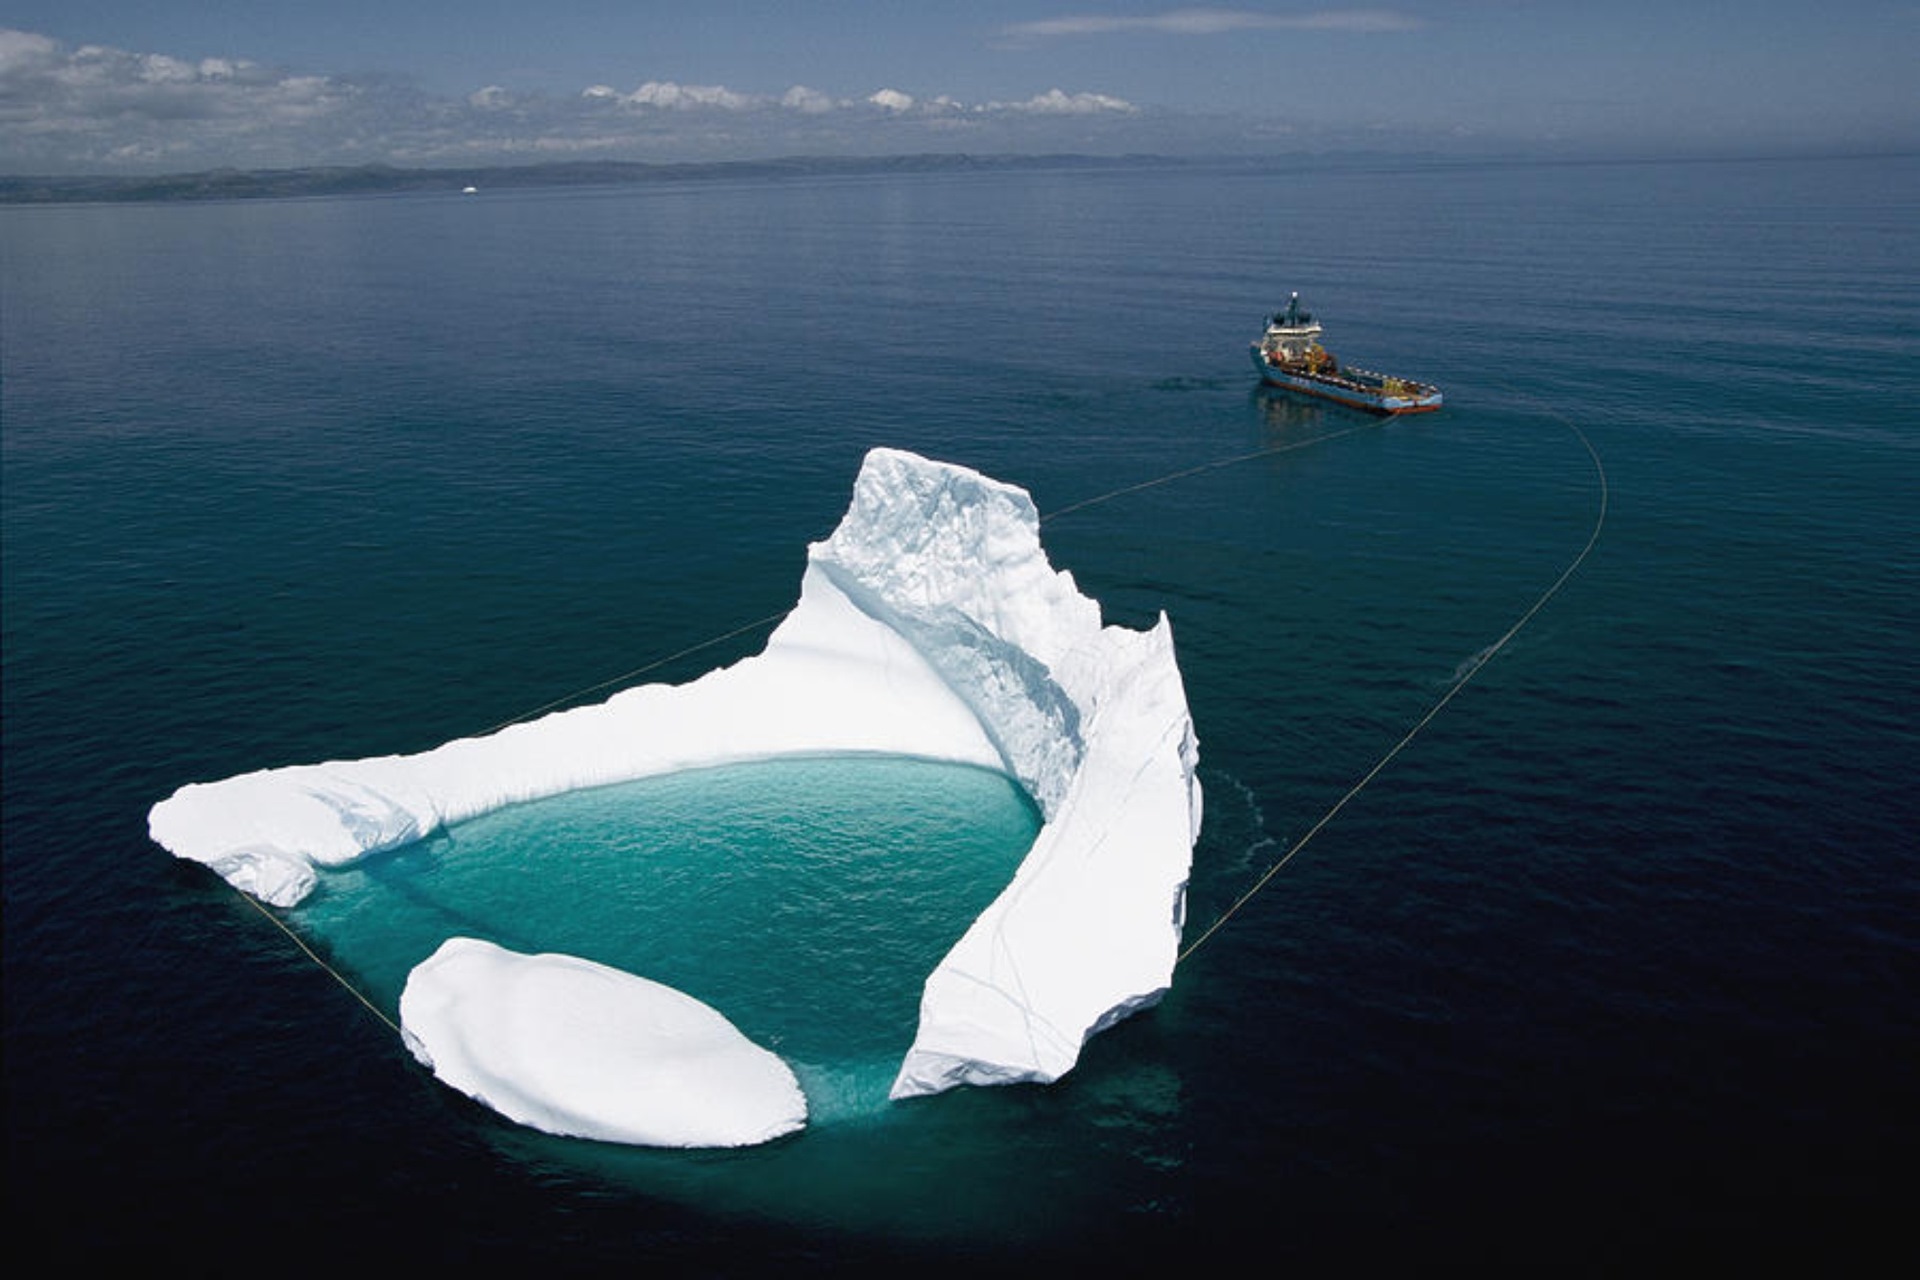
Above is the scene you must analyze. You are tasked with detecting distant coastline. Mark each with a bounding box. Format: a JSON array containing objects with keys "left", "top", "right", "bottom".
[
  {"left": 0, "top": 153, "right": 1189, "bottom": 205},
  {"left": 6, "top": 147, "right": 1909, "bottom": 207}
]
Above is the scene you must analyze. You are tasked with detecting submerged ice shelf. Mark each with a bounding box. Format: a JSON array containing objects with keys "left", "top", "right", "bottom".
[{"left": 148, "top": 448, "right": 1202, "bottom": 1145}]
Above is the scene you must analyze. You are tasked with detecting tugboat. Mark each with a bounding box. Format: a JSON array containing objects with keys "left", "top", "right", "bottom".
[{"left": 1251, "top": 294, "right": 1442, "bottom": 414}]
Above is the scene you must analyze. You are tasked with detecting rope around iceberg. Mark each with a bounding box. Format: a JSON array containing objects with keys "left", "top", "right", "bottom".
[
  {"left": 1038, "top": 419, "right": 1383, "bottom": 524},
  {"left": 1172, "top": 399, "right": 1608, "bottom": 962},
  {"left": 230, "top": 397, "right": 1604, "bottom": 1022}
]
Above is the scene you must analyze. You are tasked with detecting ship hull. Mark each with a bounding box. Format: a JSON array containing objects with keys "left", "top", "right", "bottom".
[{"left": 1248, "top": 344, "right": 1443, "bottom": 415}]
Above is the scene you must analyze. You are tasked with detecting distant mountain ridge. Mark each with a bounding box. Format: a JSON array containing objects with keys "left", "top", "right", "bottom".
[{"left": 0, "top": 153, "right": 1184, "bottom": 205}]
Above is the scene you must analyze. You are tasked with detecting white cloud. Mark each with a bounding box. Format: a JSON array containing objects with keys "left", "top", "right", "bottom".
[
  {"left": 0, "top": 27, "right": 359, "bottom": 166},
  {"left": 995, "top": 89, "right": 1137, "bottom": 115},
  {"left": 614, "top": 81, "right": 756, "bottom": 111},
  {"left": 0, "top": 27, "right": 57, "bottom": 73},
  {"left": 781, "top": 85, "right": 838, "bottom": 114},
  {"left": 133, "top": 53, "right": 201, "bottom": 85},
  {"left": 868, "top": 88, "right": 915, "bottom": 112}
]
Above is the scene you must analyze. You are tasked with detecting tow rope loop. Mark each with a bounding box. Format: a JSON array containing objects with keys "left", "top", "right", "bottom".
[
  {"left": 1176, "top": 399, "right": 1608, "bottom": 962},
  {"left": 236, "top": 398, "right": 1604, "bottom": 1014},
  {"left": 232, "top": 415, "right": 1405, "bottom": 1024}
]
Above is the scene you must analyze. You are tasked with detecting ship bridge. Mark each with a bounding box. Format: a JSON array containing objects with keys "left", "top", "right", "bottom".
[{"left": 1262, "top": 292, "right": 1324, "bottom": 362}]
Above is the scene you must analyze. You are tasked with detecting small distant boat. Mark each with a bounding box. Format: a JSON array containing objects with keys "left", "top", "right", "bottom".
[{"left": 1251, "top": 294, "right": 1442, "bottom": 414}]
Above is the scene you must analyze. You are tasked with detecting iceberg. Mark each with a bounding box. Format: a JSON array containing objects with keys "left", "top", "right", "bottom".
[
  {"left": 400, "top": 938, "right": 806, "bottom": 1148},
  {"left": 147, "top": 447, "right": 1201, "bottom": 1138}
]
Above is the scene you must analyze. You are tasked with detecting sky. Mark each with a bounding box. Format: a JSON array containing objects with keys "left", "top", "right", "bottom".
[{"left": 2, "top": 3, "right": 1915, "bottom": 173}]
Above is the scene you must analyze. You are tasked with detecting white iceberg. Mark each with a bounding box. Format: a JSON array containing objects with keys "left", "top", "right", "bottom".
[
  {"left": 148, "top": 447, "right": 1201, "bottom": 1136},
  {"left": 400, "top": 937, "right": 806, "bottom": 1147}
]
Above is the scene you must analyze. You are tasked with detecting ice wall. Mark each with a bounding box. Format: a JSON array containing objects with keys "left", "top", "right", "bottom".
[{"left": 811, "top": 450, "right": 1204, "bottom": 1095}]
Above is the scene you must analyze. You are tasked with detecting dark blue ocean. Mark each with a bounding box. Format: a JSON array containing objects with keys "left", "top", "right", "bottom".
[{"left": 5, "top": 154, "right": 1916, "bottom": 1270}]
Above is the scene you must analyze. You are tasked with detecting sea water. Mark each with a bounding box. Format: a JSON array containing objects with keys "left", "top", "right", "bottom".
[{"left": 4, "top": 154, "right": 1916, "bottom": 1268}]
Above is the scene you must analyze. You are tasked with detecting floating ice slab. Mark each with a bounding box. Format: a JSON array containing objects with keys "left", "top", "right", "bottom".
[
  {"left": 148, "top": 447, "right": 1201, "bottom": 1132},
  {"left": 400, "top": 938, "right": 806, "bottom": 1147}
]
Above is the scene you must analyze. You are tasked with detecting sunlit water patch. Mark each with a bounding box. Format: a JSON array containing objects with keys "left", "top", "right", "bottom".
[{"left": 288, "top": 754, "right": 1040, "bottom": 1125}]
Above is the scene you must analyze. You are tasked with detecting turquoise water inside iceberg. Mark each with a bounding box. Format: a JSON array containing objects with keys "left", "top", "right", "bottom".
[
  {"left": 283, "top": 756, "right": 1113, "bottom": 1241},
  {"left": 290, "top": 756, "right": 1040, "bottom": 1125}
]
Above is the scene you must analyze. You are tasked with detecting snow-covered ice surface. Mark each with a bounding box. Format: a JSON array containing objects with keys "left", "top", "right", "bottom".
[
  {"left": 148, "top": 448, "right": 1201, "bottom": 1141},
  {"left": 400, "top": 938, "right": 807, "bottom": 1148}
]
